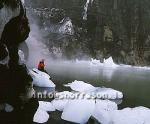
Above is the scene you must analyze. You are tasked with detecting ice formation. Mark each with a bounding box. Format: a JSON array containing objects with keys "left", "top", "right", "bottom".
[{"left": 29, "top": 68, "right": 56, "bottom": 88}]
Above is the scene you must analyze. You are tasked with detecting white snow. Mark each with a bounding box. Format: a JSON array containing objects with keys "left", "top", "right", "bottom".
[
  {"left": 61, "top": 94, "right": 95, "bottom": 124},
  {"left": 39, "top": 101, "right": 55, "bottom": 112},
  {"left": 33, "top": 109, "right": 49, "bottom": 123},
  {"left": 29, "top": 68, "right": 56, "bottom": 88},
  {"left": 64, "top": 80, "right": 96, "bottom": 92}
]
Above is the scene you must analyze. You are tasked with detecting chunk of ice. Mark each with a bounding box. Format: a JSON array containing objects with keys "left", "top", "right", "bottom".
[
  {"left": 64, "top": 80, "right": 96, "bottom": 92},
  {"left": 29, "top": 68, "right": 56, "bottom": 88},
  {"left": 39, "top": 101, "right": 55, "bottom": 112},
  {"left": 61, "top": 94, "right": 95, "bottom": 124},
  {"left": 33, "top": 109, "right": 49, "bottom": 123}
]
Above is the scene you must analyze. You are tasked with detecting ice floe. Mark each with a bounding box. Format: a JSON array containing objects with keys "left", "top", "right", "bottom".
[
  {"left": 64, "top": 80, "right": 96, "bottom": 92},
  {"left": 64, "top": 80, "right": 123, "bottom": 99},
  {"left": 33, "top": 109, "right": 49, "bottom": 123},
  {"left": 61, "top": 94, "right": 95, "bottom": 124},
  {"left": 93, "top": 87, "right": 123, "bottom": 99},
  {"left": 76, "top": 56, "right": 150, "bottom": 70},
  {"left": 51, "top": 91, "right": 74, "bottom": 111},
  {"left": 92, "top": 100, "right": 118, "bottom": 124},
  {"left": 39, "top": 101, "right": 55, "bottom": 112},
  {"left": 93, "top": 106, "right": 150, "bottom": 124},
  {"left": 29, "top": 68, "right": 56, "bottom": 88},
  {"left": 33, "top": 101, "right": 55, "bottom": 123}
]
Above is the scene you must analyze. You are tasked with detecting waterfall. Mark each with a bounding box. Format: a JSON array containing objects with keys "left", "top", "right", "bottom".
[{"left": 83, "top": 0, "right": 94, "bottom": 20}]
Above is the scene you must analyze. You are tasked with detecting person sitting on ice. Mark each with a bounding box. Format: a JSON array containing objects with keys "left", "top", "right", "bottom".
[{"left": 38, "top": 59, "right": 46, "bottom": 72}]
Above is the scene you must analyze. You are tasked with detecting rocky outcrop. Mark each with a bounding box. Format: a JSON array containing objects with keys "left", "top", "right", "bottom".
[
  {"left": 0, "top": 1, "right": 38, "bottom": 123},
  {"left": 26, "top": 0, "right": 150, "bottom": 66}
]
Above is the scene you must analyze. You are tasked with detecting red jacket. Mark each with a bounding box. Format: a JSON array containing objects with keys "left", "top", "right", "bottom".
[{"left": 38, "top": 62, "right": 45, "bottom": 71}]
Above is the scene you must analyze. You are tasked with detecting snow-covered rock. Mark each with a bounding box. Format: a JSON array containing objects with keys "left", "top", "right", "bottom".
[
  {"left": 61, "top": 94, "right": 95, "bottom": 124},
  {"left": 29, "top": 68, "right": 56, "bottom": 88},
  {"left": 64, "top": 80, "right": 96, "bottom": 92},
  {"left": 39, "top": 101, "right": 55, "bottom": 112},
  {"left": 33, "top": 109, "right": 49, "bottom": 123}
]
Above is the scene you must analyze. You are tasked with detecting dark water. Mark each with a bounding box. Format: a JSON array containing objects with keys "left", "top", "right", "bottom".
[{"left": 45, "top": 61, "right": 150, "bottom": 109}]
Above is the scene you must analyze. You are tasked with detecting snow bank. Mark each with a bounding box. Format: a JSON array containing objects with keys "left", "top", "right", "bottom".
[
  {"left": 29, "top": 68, "right": 56, "bottom": 88},
  {"left": 61, "top": 94, "right": 95, "bottom": 124}
]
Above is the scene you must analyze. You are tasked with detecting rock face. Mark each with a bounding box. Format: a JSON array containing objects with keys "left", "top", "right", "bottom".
[
  {"left": 0, "top": 1, "right": 38, "bottom": 123},
  {"left": 26, "top": 0, "right": 150, "bottom": 65}
]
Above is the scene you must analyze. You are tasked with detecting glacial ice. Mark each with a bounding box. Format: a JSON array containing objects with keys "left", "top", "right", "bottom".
[
  {"left": 33, "top": 109, "right": 49, "bottom": 123},
  {"left": 92, "top": 100, "right": 118, "bottom": 124},
  {"left": 64, "top": 80, "right": 123, "bottom": 99},
  {"left": 29, "top": 68, "right": 56, "bottom": 88},
  {"left": 33, "top": 101, "right": 56, "bottom": 123},
  {"left": 64, "top": 80, "right": 96, "bottom": 92},
  {"left": 39, "top": 101, "right": 55, "bottom": 112},
  {"left": 93, "top": 87, "right": 123, "bottom": 99},
  {"left": 61, "top": 94, "right": 95, "bottom": 124},
  {"left": 51, "top": 91, "right": 74, "bottom": 111},
  {"left": 93, "top": 106, "right": 150, "bottom": 124}
]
